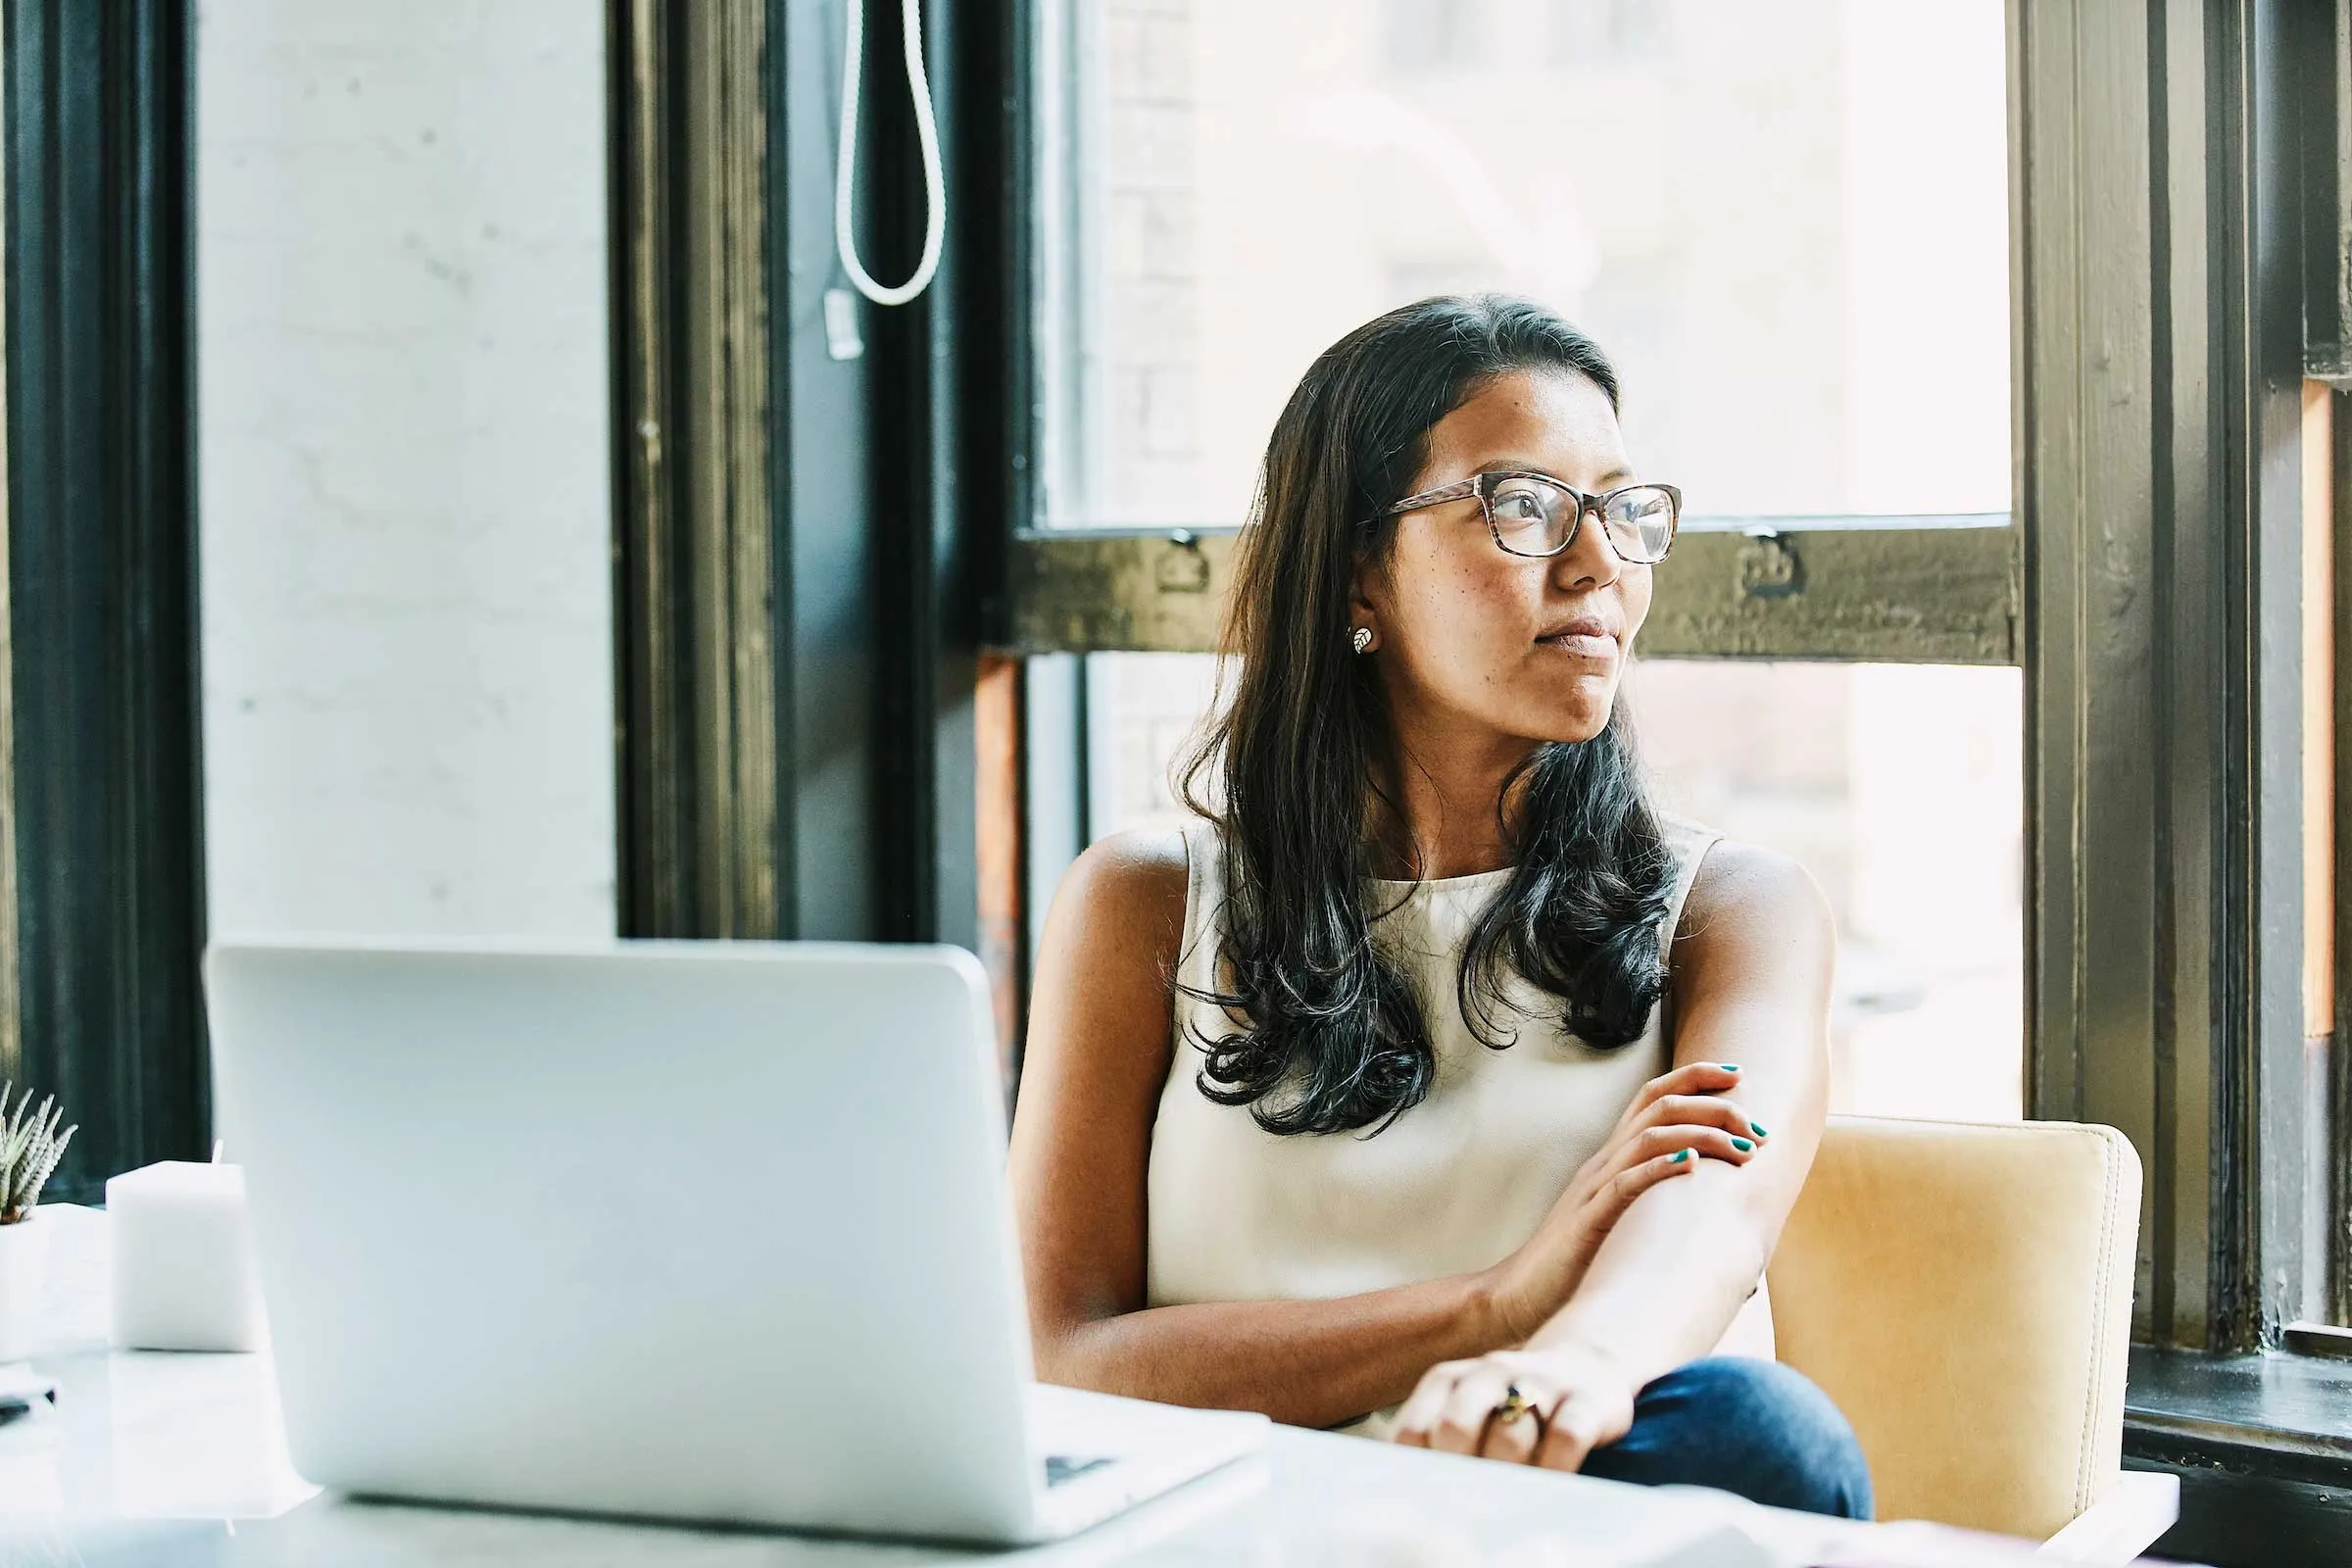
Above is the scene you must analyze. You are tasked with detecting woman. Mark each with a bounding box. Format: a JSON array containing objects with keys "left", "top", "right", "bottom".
[{"left": 1008, "top": 295, "right": 1871, "bottom": 1517}]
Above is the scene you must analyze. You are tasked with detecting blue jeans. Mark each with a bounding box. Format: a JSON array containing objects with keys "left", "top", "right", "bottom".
[{"left": 1580, "top": 1357, "right": 1874, "bottom": 1519}]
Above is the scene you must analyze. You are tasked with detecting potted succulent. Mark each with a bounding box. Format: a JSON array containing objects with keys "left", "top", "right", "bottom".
[{"left": 0, "top": 1086, "right": 74, "bottom": 1361}]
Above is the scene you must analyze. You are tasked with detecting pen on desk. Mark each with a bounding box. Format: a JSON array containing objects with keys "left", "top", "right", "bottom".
[{"left": 0, "top": 1378, "right": 57, "bottom": 1426}]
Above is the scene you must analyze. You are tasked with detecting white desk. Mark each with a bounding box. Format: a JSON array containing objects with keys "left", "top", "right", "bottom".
[{"left": 0, "top": 1207, "right": 2065, "bottom": 1565}]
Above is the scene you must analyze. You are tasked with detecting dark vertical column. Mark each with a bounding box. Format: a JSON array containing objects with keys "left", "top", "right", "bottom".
[
  {"left": 2016, "top": 0, "right": 2167, "bottom": 1333},
  {"left": 2, "top": 0, "right": 206, "bottom": 1199},
  {"left": 863, "top": 0, "right": 1007, "bottom": 952},
  {"left": 612, "top": 0, "right": 789, "bottom": 940},
  {"left": 2019, "top": 0, "right": 2311, "bottom": 1350},
  {"left": 947, "top": 0, "right": 1029, "bottom": 959},
  {"left": 861, "top": 0, "right": 941, "bottom": 945}
]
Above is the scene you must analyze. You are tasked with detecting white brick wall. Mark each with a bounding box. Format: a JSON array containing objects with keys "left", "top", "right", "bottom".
[
  {"left": 1101, "top": 0, "right": 1202, "bottom": 523},
  {"left": 197, "top": 0, "right": 615, "bottom": 939}
]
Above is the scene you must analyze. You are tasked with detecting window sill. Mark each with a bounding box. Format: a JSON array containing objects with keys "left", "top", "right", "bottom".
[
  {"left": 2127, "top": 1347, "right": 2352, "bottom": 1475},
  {"left": 2123, "top": 1348, "right": 2352, "bottom": 1564}
]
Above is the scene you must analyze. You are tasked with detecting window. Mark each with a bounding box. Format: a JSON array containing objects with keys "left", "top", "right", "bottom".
[
  {"left": 1388, "top": 0, "right": 1485, "bottom": 72},
  {"left": 1631, "top": 663, "right": 2024, "bottom": 1121},
  {"left": 1024, "top": 0, "right": 2023, "bottom": 1125},
  {"left": 1033, "top": 0, "right": 2010, "bottom": 529},
  {"left": 1551, "top": 0, "right": 1665, "bottom": 67}
]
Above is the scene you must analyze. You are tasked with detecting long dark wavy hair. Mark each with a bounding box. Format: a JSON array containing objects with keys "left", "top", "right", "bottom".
[{"left": 1175, "top": 294, "right": 1678, "bottom": 1138}]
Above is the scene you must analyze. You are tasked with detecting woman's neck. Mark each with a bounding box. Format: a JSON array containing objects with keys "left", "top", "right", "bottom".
[{"left": 1365, "top": 731, "right": 1538, "bottom": 881}]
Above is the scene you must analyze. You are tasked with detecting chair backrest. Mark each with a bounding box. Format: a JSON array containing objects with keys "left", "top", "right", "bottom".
[{"left": 1765, "top": 1115, "right": 2140, "bottom": 1540}]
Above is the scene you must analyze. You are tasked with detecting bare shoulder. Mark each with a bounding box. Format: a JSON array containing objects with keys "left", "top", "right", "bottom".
[
  {"left": 1049, "top": 826, "right": 1192, "bottom": 949},
  {"left": 1675, "top": 838, "right": 1834, "bottom": 955},
  {"left": 1665, "top": 838, "right": 1836, "bottom": 1050},
  {"left": 1021, "top": 826, "right": 1195, "bottom": 1100}
]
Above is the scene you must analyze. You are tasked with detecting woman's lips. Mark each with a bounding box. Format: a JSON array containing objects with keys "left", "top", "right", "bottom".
[{"left": 1537, "top": 632, "right": 1618, "bottom": 660}]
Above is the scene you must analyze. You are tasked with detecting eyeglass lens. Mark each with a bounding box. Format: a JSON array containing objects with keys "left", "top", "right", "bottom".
[{"left": 1486, "top": 476, "right": 1676, "bottom": 562}]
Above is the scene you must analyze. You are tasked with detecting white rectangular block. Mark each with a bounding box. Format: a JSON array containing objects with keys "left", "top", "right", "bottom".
[{"left": 106, "top": 1162, "right": 264, "bottom": 1353}]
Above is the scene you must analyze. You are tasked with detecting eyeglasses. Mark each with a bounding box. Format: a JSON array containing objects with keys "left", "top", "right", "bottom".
[{"left": 1378, "top": 471, "right": 1682, "bottom": 564}]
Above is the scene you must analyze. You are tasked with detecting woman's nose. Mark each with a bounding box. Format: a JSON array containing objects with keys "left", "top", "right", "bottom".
[{"left": 1550, "top": 510, "right": 1623, "bottom": 590}]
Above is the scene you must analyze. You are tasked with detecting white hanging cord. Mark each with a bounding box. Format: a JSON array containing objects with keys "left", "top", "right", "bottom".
[{"left": 835, "top": 0, "right": 946, "bottom": 307}]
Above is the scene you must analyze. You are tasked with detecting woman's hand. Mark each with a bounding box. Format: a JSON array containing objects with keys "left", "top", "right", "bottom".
[
  {"left": 1476, "top": 1061, "right": 1765, "bottom": 1344},
  {"left": 1391, "top": 1338, "right": 1638, "bottom": 1472}
]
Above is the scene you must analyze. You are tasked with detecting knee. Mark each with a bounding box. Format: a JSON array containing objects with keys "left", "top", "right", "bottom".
[{"left": 1610, "top": 1357, "right": 1875, "bottom": 1520}]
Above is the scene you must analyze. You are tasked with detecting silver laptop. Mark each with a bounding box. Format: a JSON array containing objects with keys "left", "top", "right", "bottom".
[{"left": 204, "top": 938, "right": 1267, "bottom": 1544}]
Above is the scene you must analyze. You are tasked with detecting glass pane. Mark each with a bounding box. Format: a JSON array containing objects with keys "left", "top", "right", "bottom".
[
  {"left": 1035, "top": 1, "right": 2011, "bottom": 529},
  {"left": 1084, "top": 652, "right": 1221, "bottom": 839},
  {"left": 1627, "top": 662, "right": 2023, "bottom": 1121},
  {"left": 1082, "top": 653, "right": 2024, "bottom": 1122}
]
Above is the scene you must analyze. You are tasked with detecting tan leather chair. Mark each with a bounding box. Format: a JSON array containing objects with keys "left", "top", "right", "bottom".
[{"left": 1768, "top": 1115, "right": 2177, "bottom": 1558}]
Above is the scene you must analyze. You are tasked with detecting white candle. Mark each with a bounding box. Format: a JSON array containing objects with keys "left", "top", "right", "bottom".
[{"left": 106, "top": 1161, "right": 264, "bottom": 1353}]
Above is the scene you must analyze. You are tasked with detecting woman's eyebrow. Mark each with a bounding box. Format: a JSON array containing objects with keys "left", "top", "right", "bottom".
[{"left": 1471, "top": 459, "right": 1638, "bottom": 488}]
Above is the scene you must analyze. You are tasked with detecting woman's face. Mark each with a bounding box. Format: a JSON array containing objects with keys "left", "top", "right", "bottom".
[{"left": 1355, "top": 367, "right": 1652, "bottom": 753}]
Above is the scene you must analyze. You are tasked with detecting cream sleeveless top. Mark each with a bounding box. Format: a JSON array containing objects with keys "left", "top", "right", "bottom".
[{"left": 1146, "top": 815, "right": 1774, "bottom": 1429}]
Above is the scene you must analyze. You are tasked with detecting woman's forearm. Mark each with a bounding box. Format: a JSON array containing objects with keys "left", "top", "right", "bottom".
[
  {"left": 1039, "top": 1270, "right": 1512, "bottom": 1430},
  {"left": 1528, "top": 1161, "right": 1772, "bottom": 1388}
]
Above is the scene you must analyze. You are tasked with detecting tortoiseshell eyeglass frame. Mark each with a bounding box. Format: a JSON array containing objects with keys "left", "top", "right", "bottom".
[{"left": 1373, "top": 470, "right": 1684, "bottom": 564}]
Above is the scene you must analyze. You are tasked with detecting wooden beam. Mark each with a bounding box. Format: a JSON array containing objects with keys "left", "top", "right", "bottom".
[{"left": 1003, "top": 524, "right": 2019, "bottom": 664}]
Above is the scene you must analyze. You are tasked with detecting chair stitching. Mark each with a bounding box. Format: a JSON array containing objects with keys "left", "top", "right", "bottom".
[
  {"left": 2075, "top": 1133, "right": 2119, "bottom": 1513},
  {"left": 2079, "top": 1142, "right": 2117, "bottom": 1523},
  {"left": 1836, "top": 1117, "right": 2132, "bottom": 1522}
]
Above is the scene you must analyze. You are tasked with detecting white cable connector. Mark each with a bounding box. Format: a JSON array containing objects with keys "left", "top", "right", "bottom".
[{"left": 835, "top": 0, "right": 946, "bottom": 307}]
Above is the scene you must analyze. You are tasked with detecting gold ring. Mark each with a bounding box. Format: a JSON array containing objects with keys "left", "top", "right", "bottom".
[{"left": 1493, "top": 1382, "right": 1540, "bottom": 1427}]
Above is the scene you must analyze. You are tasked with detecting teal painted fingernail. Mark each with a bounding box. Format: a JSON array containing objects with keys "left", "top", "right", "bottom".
[
  {"left": 1731, "top": 1137, "right": 1754, "bottom": 1152},
  {"left": 1750, "top": 1121, "right": 1768, "bottom": 1138},
  {"left": 1717, "top": 1062, "right": 1740, "bottom": 1073},
  {"left": 1670, "top": 1149, "right": 1691, "bottom": 1164}
]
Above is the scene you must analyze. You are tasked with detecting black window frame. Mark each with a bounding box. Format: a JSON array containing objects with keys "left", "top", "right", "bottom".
[{"left": 0, "top": 0, "right": 207, "bottom": 1202}]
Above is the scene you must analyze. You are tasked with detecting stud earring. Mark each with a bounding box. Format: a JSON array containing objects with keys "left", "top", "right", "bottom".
[{"left": 1351, "top": 626, "right": 1374, "bottom": 655}]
